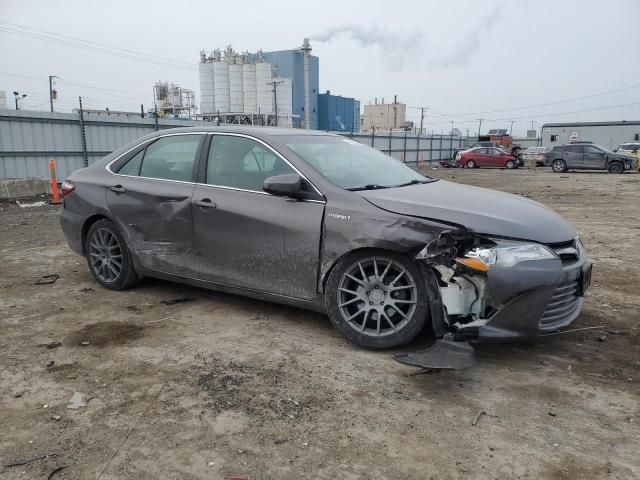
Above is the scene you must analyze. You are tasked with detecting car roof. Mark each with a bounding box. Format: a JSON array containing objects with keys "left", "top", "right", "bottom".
[{"left": 148, "top": 125, "right": 336, "bottom": 138}]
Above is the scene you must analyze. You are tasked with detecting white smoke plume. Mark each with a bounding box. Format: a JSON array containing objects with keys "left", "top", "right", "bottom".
[{"left": 310, "top": 25, "right": 424, "bottom": 69}]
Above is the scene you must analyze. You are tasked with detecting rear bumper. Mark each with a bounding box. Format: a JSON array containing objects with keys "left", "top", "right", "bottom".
[
  {"left": 453, "top": 255, "right": 591, "bottom": 343},
  {"left": 60, "top": 203, "right": 85, "bottom": 255}
]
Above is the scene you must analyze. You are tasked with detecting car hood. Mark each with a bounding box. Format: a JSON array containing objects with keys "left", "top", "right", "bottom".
[{"left": 360, "top": 180, "right": 576, "bottom": 244}]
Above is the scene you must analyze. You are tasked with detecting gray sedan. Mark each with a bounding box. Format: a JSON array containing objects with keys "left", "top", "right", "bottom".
[{"left": 60, "top": 127, "right": 592, "bottom": 350}]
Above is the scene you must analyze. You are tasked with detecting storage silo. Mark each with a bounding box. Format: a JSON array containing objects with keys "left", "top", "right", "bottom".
[
  {"left": 228, "top": 57, "right": 244, "bottom": 113},
  {"left": 256, "top": 61, "right": 274, "bottom": 114},
  {"left": 275, "top": 77, "right": 293, "bottom": 126},
  {"left": 242, "top": 62, "right": 257, "bottom": 113},
  {"left": 198, "top": 61, "right": 215, "bottom": 114},
  {"left": 212, "top": 48, "right": 229, "bottom": 113}
]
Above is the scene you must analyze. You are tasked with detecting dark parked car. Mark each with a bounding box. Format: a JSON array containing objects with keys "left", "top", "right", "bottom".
[
  {"left": 455, "top": 147, "right": 519, "bottom": 169},
  {"left": 60, "top": 127, "right": 591, "bottom": 351},
  {"left": 544, "top": 143, "right": 637, "bottom": 173}
]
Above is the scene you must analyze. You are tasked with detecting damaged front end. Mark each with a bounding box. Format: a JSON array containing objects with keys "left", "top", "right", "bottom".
[{"left": 394, "top": 230, "right": 592, "bottom": 369}]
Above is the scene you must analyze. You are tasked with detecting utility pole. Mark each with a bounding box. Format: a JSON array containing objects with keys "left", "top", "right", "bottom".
[
  {"left": 419, "top": 107, "right": 429, "bottom": 135},
  {"left": 49, "top": 75, "right": 59, "bottom": 112},
  {"left": 477, "top": 118, "right": 484, "bottom": 138},
  {"left": 267, "top": 79, "right": 284, "bottom": 127},
  {"left": 510, "top": 120, "right": 515, "bottom": 135}
]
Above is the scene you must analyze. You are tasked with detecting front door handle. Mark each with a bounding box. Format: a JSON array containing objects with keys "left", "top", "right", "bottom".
[
  {"left": 109, "top": 185, "right": 126, "bottom": 193},
  {"left": 194, "top": 198, "right": 216, "bottom": 209}
]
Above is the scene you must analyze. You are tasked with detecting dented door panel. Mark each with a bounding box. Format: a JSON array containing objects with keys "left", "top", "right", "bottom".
[{"left": 105, "top": 176, "right": 196, "bottom": 276}]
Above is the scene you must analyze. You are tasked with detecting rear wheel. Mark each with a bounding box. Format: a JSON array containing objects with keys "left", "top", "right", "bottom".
[
  {"left": 607, "top": 162, "right": 623, "bottom": 174},
  {"left": 84, "top": 219, "right": 139, "bottom": 290},
  {"left": 466, "top": 159, "right": 476, "bottom": 169},
  {"left": 551, "top": 159, "right": 567, "bottom": 173},
  {"left": 325, "top": 250, "right": 430, "bottom": 350}
]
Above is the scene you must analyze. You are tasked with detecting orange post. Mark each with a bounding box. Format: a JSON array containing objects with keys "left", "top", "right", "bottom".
[
  {"left": 49, "top": 159, "right": 61, "bottom": 204},
  {"left": 418, "top": 154, "right": 425, "bottom": 168}
]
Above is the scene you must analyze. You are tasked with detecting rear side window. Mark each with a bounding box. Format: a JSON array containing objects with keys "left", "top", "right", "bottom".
[
  {"left": 117, "top": 149, "right": 144, "bottom": 176},
  {"left": 140, "top": 135, "right": 202, "bottom": 181}
]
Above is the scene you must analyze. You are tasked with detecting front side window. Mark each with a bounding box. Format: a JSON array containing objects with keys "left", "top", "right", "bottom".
[
  {"left": 207, "top": 135, "right": 295, "bottom": 191},
  {"left": 585, "top": 146, "right": 602, "bottom": 155},
  {"left": 567, "top": 145, "right": 584, "bottom": 153},
  {"left": 283, "top": 135, "right": 431, "bottom": 190}
]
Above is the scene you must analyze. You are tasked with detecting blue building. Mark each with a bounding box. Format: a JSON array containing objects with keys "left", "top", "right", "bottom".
[
  {"left": 262, "top": 49, "right": 319, "bottom": 130},
  {"left": 317, "top": 91, "right": 361, "bottom": 132}
]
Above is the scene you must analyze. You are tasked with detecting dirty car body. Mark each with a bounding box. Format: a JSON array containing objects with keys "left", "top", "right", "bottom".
[{"left": 60, "top": 126, "right": 592, "bottom": 350}]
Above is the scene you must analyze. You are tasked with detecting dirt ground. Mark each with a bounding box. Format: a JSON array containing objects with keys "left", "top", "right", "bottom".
[{"left": 1, "top": 168, "right": 638, "bottom": 480}]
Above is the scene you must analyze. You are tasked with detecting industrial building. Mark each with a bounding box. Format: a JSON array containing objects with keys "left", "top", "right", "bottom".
[
  {"left": 198, "top": 39, "right": 318, "bottom": 128},
  {"left": 152, "top": 81, "right": 195, "bottom": 118},
  {"left": 541, "top": 121, "right": 640, "bottom": 149},
  {"left": 317, "top": 91, "right": 360, "bottom": 132},
  {"left": 361, "top": 97, "right": 406, "bottom": 132}
]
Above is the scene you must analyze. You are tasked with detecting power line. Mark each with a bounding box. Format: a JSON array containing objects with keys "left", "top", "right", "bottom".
[
  {"left": 423, "top": 83, "right": 640, "bottom": 118},
  {"left": 0, "top": 25, "right": 196, "bottom": 71},
  {"left": 0, "top": 21, "right": 195, "bottom": 68}
]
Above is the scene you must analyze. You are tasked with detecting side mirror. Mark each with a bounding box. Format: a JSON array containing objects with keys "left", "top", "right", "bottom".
[{"left": 263, "top": 173, "right": 305, "bottom": 199}]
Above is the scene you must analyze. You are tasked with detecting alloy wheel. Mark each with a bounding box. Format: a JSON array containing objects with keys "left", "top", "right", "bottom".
[
  {"left": 337, "top": 257, "right": 418, "bottom": 337},
  {"left": 88, "top": 228, "right": 123, "bottom": 282},
  {"left": 552, "top": 160, "right": 566, "bottom": 172}
]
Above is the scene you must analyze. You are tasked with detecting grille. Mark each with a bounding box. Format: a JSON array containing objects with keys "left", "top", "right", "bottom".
[
  {"left": 539, "top": 280, "right": 582, "bottom": 329},
  {"left": 547, "top": 239, "right": 580, "bottom": 265}
]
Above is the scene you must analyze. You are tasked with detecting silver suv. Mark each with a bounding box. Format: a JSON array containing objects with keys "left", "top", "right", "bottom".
[{"left": 544, "top": 143, "right": 637, "bottom": 174}]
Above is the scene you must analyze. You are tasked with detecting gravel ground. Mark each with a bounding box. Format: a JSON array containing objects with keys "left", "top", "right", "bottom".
[{"left": 0, "top": 168, "right": 638, "bottom": 480}]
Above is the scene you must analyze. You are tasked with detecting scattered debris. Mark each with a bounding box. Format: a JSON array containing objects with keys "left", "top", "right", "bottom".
[
  {"left": 598, "top": 335, "right": 608, "bottom": 342},
  {"left": 472, "top": 410, "right": 487, "bottom": 426},
  {"left": 42, "top": 404, "right": 49, "bottom": 409},
  {"left": 126, "top": 305, "right": 142, "bottom": 313},
  {"left": 67, "top": 392, "right": 91, "bottom": 409},
  {"left": 47, "top": 465, "right": 67, "bottom": 480},
  {"left": 43, "top": 341, "right": 62, "bottom": 349},
  {"left": 17, "top": 200, "right": 48, "bottom": 208},
  {"left": 80, "top": 341, "right": 90, "bottom": 346},
  {"left": 52, "top": 415, "right": 61, "bottom": 421},
  {"left": 80, "top": 287, "right": 94, "bottom": 293},
  {"left": 3, "top": 452, "right": 57, "bottom": 468},
  {"left": 548, "top": 411, "right": 557, "bottom": 417},
  {"left": 538, "top": 325, "right": 606, "bottom": 337},
  {"left": 208, "top": 461, "right": 215, "bottom": 467},
  {"left": 160, "top": 297, "right": 195, "bottom": 306},
  {"left": 35, "top": 274, "right": 59, "bottom": 285},
  {"left": 14, "top": 391, "right": 24, "bottom": 398},
  {"left": 274, "top": 437, "right": 289, "bottom": 445},
  {"left": 46, "top": 360, "right": 55, "bottom": 368}
]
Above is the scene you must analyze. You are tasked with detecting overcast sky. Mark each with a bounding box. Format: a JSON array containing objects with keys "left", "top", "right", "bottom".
[{"left": 1, "top": 0, "right": 639, "bottom": 135}]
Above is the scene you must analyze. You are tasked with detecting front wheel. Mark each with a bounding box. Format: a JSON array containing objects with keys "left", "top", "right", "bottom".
[
  {"left": 466, "top": 159, "right": 476, "bottom": 169},
  {"left": 607, "top": 162, "right": 623, "bottom": 174},
  {"left": 84, "top": 219, "right": 140, "bottom": 290},
  {"left": 505, "top": 159, "right": 516, "bottom": 169},
  {"left": 551, "top": 159, "right": 567, "bottom": 173},
  {"left": 325, "top": 251, "right": 430, "bottom": 350}
]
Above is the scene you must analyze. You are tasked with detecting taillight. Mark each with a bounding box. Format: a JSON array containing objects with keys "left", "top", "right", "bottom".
[{"left": 61, "top": 180, "right": 75, "bottom": 197}]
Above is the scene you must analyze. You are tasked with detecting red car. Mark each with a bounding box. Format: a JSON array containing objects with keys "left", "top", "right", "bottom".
[{"left": 456, "top": 147, "right": 519, "bottom": 169}]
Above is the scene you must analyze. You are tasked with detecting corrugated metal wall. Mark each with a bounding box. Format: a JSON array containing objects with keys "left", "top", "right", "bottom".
[
  {"left": 0, "top": 109, "right": 210, "bottom": 179},
  {"left": 318, "top": 92, "right": 360, "bottom": 132}
]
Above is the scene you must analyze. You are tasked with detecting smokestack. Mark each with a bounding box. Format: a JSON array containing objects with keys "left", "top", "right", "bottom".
[
  {"left": 394, "top": 94, "right": 397, "bottom": 104},
  {"left": 300, "top": 38, "right": 312, "bottom": 129}
]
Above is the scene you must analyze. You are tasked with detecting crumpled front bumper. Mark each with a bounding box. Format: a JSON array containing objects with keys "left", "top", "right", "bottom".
[{"left": 452, "top": 253, "right": 592, "bottom": 343}]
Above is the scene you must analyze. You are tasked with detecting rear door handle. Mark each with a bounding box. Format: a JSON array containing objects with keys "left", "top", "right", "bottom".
[
  {"left": 109, "top": 185, "right": 126, "bottom": 193},
  {"left": 194, "top": 198, "right": 216, "bottom": 209}
]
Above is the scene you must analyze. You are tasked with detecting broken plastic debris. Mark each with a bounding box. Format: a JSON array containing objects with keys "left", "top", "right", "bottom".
[
  {"left": 160, "top": 297, "right": 195, "bottom": 306},
  {"left": 35, "top": 274, "right": 59, "bottom": 285},
  {"left": 67, "top": 392, "right": 90, "bottom": 409},
  {"left": 393, "top": 337, "right": 477, "bottom": 369}
]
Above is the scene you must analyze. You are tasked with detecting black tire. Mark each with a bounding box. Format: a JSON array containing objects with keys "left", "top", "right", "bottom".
[
  {"left": 324, "top": 250, "right": 430, "bottom": 350},
  {"left": 466, "top": 159, "right": 476, "bottom": 169},
  {"left": 505, "top": 160, "right": 516, "bottom": 169},
  {"left": 84, "top": 219, "right": 140, "bottom": 290},
  {"left": 607, "top": 162, "right": 624, "bottom": 174},
  {"left": 551, "top": 159, "right": 567, "bottom": 173}
]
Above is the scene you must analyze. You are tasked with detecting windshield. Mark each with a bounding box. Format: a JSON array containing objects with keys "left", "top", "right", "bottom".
[{"left": 282, "top": 135, "right": 433, "bottom": 190}]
